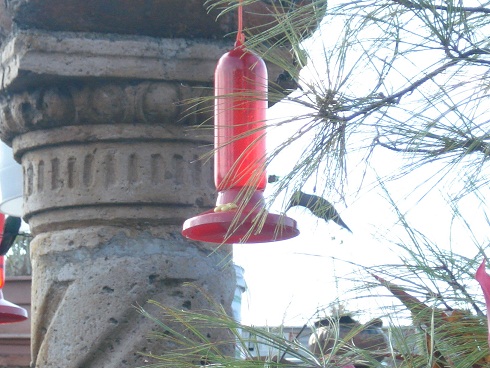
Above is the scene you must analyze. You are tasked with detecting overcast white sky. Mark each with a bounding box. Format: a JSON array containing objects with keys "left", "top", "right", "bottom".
[
  {"left": 233, "top": 116, "right": 489, "bottom": 326},
  {"left": 233, "top": 26, "right": 490, "bottom": 326}
]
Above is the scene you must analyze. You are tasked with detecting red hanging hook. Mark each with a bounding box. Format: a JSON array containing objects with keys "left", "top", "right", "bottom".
[{"left": 236, "top": 0, "right": 245, "bottom": 46}]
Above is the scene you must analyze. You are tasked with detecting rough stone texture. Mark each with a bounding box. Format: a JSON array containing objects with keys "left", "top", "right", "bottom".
[
  {"left": 3, "top": 72, "right": 232, "bottom": 366},
  {"left": 10, "top": 80, "right": 235, "bottom": 368},
  {"left": 30, "top": 226, "right": 235, "bottom": 367},
  {"left": 0, "top": 8, "right": 237, "bottom": 367},
  {"left": 8, "top": 81, "right": 235, "bottom": 367},
  {"left": 0, "top": 31, "right": 232, "bottom": 93},
  {"left": 0, "top": 0, "right": 311, "bottom": 365},
  {"left": 0, "top": 0, "right": 306, "bottom": 41},
  {"left": 0, "top": 80, "right": 215, "bottom": 142},
  {"left": 8, "top": 0, "right": 233, "bottom": 39},
  {"left": 17, "top": 122, "right": 215, "bottom": 233}
]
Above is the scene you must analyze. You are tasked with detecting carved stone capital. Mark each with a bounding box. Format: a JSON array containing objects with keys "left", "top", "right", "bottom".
[
  {"left": 16, "top": 123, "right": 215, "bottom": 234},
  {"left": 0, "top": 76, "right": 217, "bottom": 234},
  {"left": 0, "top": 31, "right": 232, "bottom": 91},
  {"left": 0, "top": 81, "right": 214, "bottom": 143}
]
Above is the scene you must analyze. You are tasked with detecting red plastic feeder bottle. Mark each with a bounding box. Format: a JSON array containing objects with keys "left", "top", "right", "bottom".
[
  {"left": 214, "top": 39, "right": 268, "bottom": 192},
  {"left": 182, "top": 38, "right": 299, "bottom": 244}
]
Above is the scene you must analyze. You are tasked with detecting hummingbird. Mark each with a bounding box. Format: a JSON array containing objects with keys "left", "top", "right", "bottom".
[
  {"left": 286, "top": 190, "right": 352, "bottom": 232},
  {"left": 0, "top": 216, "right": 21, "bottom": 256}
]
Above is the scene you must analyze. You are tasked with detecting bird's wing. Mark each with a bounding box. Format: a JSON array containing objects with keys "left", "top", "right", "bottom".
[{"left": 287, "top": 191, "right": 352, "bottom": 232}]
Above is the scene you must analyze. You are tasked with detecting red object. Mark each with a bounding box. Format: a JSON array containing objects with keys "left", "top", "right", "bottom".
[
  {"left": 182, "top": 2, "right": 299, "bottom": 244},
  {"left": 0, "top": 289, "right": 28, "bottom": 324},
  {"left": 182, "top": 189, "right": 298, "bottom": 244},
  {"left": 214, "top": 39, "right": 267, "bottom": 191},
  {"left": 476, "top": 260, "right": 490, "bottom": 348},
  {"left": 0, "top": 213, "right": 28, "bottom": 323},
  {"left": 182, "top": 35, "right": 299, "bottom": 243},
  {"left": 0, "top": 214, "right": 5, "bottom": 235},
  {"left": 0, "top": 213, "right": 5, "bottom": 289},
  {"left": 0, "top": 256, "right": 4, "bottom": 289}
]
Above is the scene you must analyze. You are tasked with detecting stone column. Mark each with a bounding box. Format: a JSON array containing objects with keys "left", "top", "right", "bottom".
[{"left": 0, "top": 1, "right": 245, "bottom": 366}]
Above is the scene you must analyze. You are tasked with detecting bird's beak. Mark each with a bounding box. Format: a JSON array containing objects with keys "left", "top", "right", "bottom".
[{"left": 476, "top": 260, "right": 490, "bottom": 348}]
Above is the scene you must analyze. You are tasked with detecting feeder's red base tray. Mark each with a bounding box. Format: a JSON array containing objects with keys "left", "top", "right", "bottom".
[
  {"left": 0, "top": 297, "right": 28, "bottom": 324},
  {"left": 182, "top": 209, "right": 299, "bottom": 244}
]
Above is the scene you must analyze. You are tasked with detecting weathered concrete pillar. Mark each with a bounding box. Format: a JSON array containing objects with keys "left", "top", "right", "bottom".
[{"left": 0, "top": 1, "right": 249, "bottom": 366}]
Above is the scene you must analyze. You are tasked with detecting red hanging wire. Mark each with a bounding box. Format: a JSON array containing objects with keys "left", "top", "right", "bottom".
[{"left": 236, "top": 0, "right": 245, "bottom": 46}]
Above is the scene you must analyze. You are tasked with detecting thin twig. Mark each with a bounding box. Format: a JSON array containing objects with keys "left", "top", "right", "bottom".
[
  {"left": 437, "top": 256, "right": 485, "bottom": 316},
  {"left": 392, "top": 0, "right": 490, "bottom": 14},
  {"left": 374, "top": 131, "right": 490, "bottom": 157}
]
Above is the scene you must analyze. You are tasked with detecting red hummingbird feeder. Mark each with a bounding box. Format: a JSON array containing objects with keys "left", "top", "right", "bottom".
[
  {"left": 0, "top": 214, "right": 28, "bottom": 323},
  {"left": 182, "top": 2, "right": 299, "bottom": 244}
]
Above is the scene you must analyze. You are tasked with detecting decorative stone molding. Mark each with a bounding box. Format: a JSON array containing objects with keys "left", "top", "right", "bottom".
[
  {"left": 0, "top": 31, "right": 231, "bottom": 91},
  {"left": 16, "top": 124, "right": 215, "bottom": 233},
  {"left": 0, "top": 80, "right": 214, "bottom": 143}
]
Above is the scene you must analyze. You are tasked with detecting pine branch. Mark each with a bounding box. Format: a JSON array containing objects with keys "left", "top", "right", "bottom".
[
  {"left": 436, "top": 256, "right": 484, "bottom": 316},
  {"left": 392, "top": 0, "right": 490, "bottom": 14},
  {"left": 344, "top": 59, "right": 460, "bottom": 122},
  {"left": 374, "top": 133, "right": 490, "bottom": 157}
]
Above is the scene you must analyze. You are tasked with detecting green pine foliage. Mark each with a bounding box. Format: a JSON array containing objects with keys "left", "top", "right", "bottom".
[{"left": 141, "top": 1, "right": 490, "bottom": 367}]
